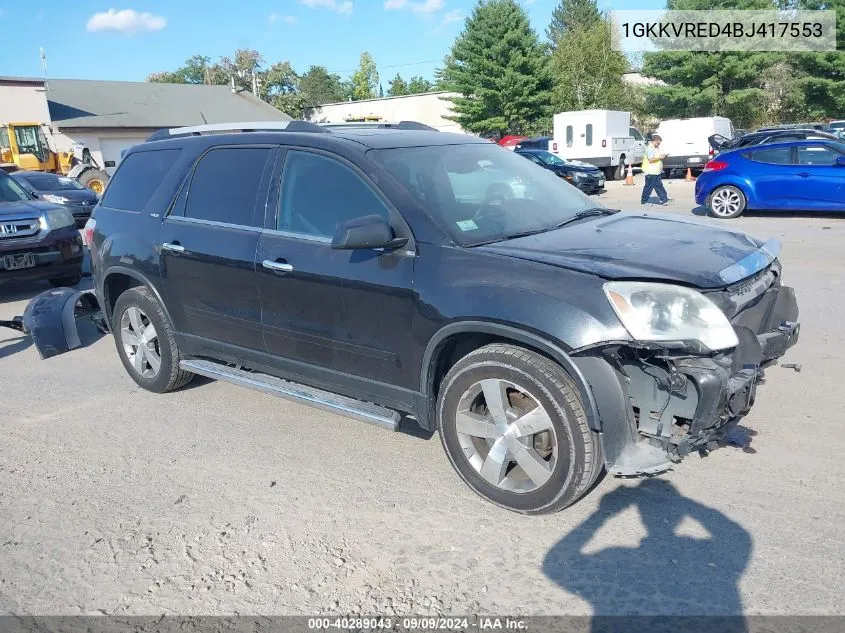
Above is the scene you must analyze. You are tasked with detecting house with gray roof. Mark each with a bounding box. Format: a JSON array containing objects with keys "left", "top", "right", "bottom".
[{"left": 0, "top": 76, "right": 289, "bottom": 174}]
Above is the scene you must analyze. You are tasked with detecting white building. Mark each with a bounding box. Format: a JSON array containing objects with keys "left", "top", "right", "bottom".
[
  {"left": 0, "top": 76, "right": 290, "bottom": 175},
  {"left": 306, "top": 91, "right": 463, "bottom": 133}
]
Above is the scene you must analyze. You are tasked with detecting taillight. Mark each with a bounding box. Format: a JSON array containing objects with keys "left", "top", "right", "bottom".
[
  {"left": 702, "top": 160, "right": 728, "bottom": 172},
  {"left": 602, "top": 139, "right": 607, "bottom": 148},
  {"left": 709, "top": 147, "right": 715, "bottom": 156},
  {"left": 82, "top": 217, "right": 96, "bottom": 247},
  {"left": 552, "top": 142, "right": 558, "bottom": 153}
]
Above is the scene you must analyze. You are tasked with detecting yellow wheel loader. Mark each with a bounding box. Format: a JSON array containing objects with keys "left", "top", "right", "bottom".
[{"left": 0, "top": 122, "right": 109, "bottom": 194}]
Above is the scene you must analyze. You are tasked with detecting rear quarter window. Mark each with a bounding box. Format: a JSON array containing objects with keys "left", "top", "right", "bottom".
[{"left": 101, "top": 148, "right": 182, "bottom": 212}]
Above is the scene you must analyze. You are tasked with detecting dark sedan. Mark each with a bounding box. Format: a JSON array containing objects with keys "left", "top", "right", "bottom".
[
  {"left": 515, "top": 148, "right": 605, "bottom": 193},
  {"left": 10, "top": 171, "right": 99, "bottom": 228}
]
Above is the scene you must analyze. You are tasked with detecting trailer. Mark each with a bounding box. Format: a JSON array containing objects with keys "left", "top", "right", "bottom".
[{"left": 548, "top": 110, "right": 645, "bottom": 180}]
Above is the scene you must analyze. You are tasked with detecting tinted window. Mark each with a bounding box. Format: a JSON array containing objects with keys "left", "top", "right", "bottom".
[
  {"left": 371, "top": 142, "right": 597, "bottom": 247},
  {"left": 749, "top": 147, "right": 791, "bottom": 164},
  {"left": 102, "top": 149, "right": 181, "bottom": 212},
  {"left": 278, "top": 150, "right": 389, "bottom": 238},
  {"left": 185, "top": 147, "right": 271, "bottom": 226},
  {"left": 520, "top": 153, "right": 544, "bottom": 166},
  {"left": 566, "top": 126, "right": 573, "bottom": 147},
  {"left": 586, "top": 124, "right": 593, "bottom": 146},
  {"left": 797, "top": 145, "right": 841, "bottom": 165},
  {"left": 0, "top": 173, "right": 30, "bottom": 203}
]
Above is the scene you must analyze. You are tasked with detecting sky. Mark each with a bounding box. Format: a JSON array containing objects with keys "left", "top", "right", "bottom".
[{"left": 0, "top": 0, "right": 661, "bottom": 84}]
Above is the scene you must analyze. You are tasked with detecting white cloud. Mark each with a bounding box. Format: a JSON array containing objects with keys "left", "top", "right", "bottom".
[
  {"left": 441, "top": 8, "right": 462, "bottom": 24},
  {"left": 299, "top": 0, "right": 353, "bottom": 15},
  {"left": 269, "top": 12, "right": 298, "bottom": 24},
  {"left": 385, "top": 0, "right": 444, "bottom": 13},
  {"left": 86, "top": 8, "right": 166, "bottom": 34}
]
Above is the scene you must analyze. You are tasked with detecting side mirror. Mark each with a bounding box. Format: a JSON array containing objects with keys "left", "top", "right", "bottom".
[
  {"left": 835, "top": 156, "right": 845, "bottom": 167},
  {"left": 331, "top": 214, "right": 408, "bottom": 251}
]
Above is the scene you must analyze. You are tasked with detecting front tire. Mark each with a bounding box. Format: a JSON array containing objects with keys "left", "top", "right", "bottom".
[
  {"left": 112, "top": 287, "right": 194, "bottom": 393},
  {"left": 437, "top": 344, "right": 602, "bottom": 514},
  {"left": 77, "top": 168, "right": 109, "bottom": 195},
  {"left": 708, "top": 185, "right": 746, "bottom": 219}
]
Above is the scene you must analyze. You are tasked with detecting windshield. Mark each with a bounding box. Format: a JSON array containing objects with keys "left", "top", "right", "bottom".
[
  {"left": 0, "top": 174, "right": 31, "bottom": 203},
  {"left": 530, "top": 150, "right": 567, "bottom": 167},
  {"left": 23, "top": 174, "right": 86, "bottom": 192},
  {"left": 370, "top": 143, "right": 600, "bottom": 246}
]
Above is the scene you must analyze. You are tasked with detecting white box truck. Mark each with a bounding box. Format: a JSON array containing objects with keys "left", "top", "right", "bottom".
[
  {"left": 655, "top": 116, "right": 735, "bottom": 175},
  {"left": 548, "top": 110, "right": 645, "bottom": 180}
]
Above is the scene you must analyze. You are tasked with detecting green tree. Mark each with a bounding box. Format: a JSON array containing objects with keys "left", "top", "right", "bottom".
[
  {"left": 219, "top": 48, "right": 265, "bottom": 92},
  {"left": 407, "top": 76, "right": 433, "bottom": 94},
  {"left": 260, "top": 61, "right": 304, "bottom": 118},
  {"left": 351, "top": 51, "right": 380, "bottom": 100},
  {"left": 547, "top": 0, "right": 601, "bottom": 47},
  {"left": 298, "top": 66, "right": 346, "bottom": 106},
  {"left": 147, "top": 55, "right": 226, "bottom": 85},
  {"left": 388, "top": 73, "right": 409, "bottom": 96},
  {"left": 438, "top": 0, "right": 551, "bottom": 135},
  {"left": 550, "top": 18, "right": 628, "bottom": 111}
]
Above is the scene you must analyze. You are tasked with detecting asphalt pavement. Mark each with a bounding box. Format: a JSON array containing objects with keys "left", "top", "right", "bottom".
[{"left": 1, "top": 178, "right": 843, "bottom": 617}]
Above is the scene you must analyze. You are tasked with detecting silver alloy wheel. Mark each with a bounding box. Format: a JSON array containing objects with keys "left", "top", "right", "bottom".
[
  {"left": 120, "top": 306, "right": 161, "bottom": 379},
  {"left": 710, "top": 187, "right": 743, "bottom": 217},
  {"left": 455, "top": 379, "right": 558, "bottom": 493}
]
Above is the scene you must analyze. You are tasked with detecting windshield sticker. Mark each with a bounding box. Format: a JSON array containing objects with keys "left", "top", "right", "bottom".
[{"left": 456, "top": 219, "right": 479, "bottom": 232}]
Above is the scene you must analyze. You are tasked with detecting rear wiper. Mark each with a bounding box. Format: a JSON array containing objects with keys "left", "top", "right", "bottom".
[{"left": 554, "top": 207, "right": 619, "bottom": 229}]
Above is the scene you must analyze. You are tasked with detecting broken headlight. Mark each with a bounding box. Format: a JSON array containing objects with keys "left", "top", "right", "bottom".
[
  {"left": 603, "top": 281, "right": 739, "bottom": 351},
  {"left": 39, "top": 208, "right": 75, "bottom": 231}
]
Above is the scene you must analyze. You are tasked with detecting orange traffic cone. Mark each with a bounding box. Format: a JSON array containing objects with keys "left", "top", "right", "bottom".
[
  {"left": 685, "top": 167, "right": 696, "bottom": 182},
  {"left": 623, "top": 162, "right": 635, "bottom": 186}
]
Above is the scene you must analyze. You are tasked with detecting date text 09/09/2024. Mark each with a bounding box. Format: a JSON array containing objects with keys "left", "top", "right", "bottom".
[{"left": 307, "top": 617, "right": 527, "bottom": 630}]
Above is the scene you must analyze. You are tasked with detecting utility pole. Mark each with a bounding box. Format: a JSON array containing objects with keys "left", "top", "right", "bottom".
[{"left": 40, "top": 48, "right": 49, "bottom": 90}]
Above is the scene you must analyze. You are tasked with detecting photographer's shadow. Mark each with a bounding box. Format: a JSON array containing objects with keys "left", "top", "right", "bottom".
[{"left": 543, "top": 479, "right": 752, "bottom": 633}]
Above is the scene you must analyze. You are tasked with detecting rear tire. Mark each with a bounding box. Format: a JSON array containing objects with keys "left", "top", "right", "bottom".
[
  {"left": 436, "top": 343, "right": 603, "bottom": 515},
  {"left": 112, "top": 287, "right": 194, "bottom": 393},
  {"left": 77, "top": 168, "right": 109, "bottom": 195},
  {"left": 708, "top": 185, "right": 746, "bottom": 219},
  {"left": 614, "top": 157, "right": 626, "bottom": 181}
]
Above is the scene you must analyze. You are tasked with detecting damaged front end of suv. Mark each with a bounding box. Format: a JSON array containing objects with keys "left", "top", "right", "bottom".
[{"left": 572, "top": 240, "right": 799, "bottom": 476}]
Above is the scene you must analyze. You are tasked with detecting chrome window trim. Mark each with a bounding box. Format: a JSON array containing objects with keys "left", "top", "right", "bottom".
[
  {"left": 164, "top": 215, "right": 262, "bottom": 233},
  {"left": 262, "top": 228, "right": 332, "bottom": 244}
]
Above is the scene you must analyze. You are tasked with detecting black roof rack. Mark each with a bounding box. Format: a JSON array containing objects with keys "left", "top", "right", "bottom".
[
  {"left": 145, "top": 120, "right": 327, "bottom": 142},
  {"left": 319, "top": 121, "right": 439, "bottom": 132}
]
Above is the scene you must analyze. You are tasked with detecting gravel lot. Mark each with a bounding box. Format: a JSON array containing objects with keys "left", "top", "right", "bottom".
[{"left": 1, "top": 177, "right": 843, "bottom": 617}]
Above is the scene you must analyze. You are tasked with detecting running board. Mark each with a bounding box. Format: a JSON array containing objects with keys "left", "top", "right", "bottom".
[{"left": 180, "top": 359, "right": 401, "bottom": 431}]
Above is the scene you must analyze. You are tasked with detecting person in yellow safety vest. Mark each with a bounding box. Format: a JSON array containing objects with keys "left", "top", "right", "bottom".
[{"left": 641, "top": 134, "right": 673, "bottom": 206}]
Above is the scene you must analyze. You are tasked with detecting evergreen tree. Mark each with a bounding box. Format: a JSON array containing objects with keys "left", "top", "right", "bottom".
[
  {"left": 438, "top": 0, "right": 551, "bottom": 135},
  {"left": 351, "top": 51, "right": 380, "bottom": 101},
  {"left": 388, "top": 73, "right": 409, "bottom": 96},
  {"left": 407, "top": 76, "right": 434, "bottom": 94},
  {"left": 547, "top": 0, "right": 601, "bottom": 47}
]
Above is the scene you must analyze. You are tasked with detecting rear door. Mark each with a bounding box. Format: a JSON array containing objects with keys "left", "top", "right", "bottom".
[
  {"left": 159, "top": 145, "right": 276, "bottom": 351},
  {"left": 256, "top": 147, "right": 416, "bottom": 393},
  {"left": 790, "top": 143, "right": 845, "bottom": 210},
  {"left": 744, "top": 146, "right": 794, "bottom": 208}
]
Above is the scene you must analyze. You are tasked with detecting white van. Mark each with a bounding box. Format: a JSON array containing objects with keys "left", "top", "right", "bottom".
[
  {"left": 655, "top": 117, "right": 735, "bottom": 174},
  {"left": 549, "top": 110, "right": 645, "bottom": 180}
]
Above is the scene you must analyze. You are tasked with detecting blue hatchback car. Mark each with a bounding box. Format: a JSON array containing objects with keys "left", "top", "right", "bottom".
[{"left": 695, "top": 140, "right": 845, "bottom": 218}]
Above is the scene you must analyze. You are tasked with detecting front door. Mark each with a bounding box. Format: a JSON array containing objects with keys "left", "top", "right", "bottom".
[
  {"left": 791, "top": 144, "right": 845, "bottom": 210},
  {"left": 745, "top": 146, "right": 793, "bottom": 208},
  {"left": 160, "top": 145, "right": 276, "bottom": 351},
  {"left": 256, "top": 148, "right": 416, "bottom": 392}
]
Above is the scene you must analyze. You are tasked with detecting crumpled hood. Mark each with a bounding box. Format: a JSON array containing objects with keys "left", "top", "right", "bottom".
[
  {"left": 0, "top": 199, "right": 60, "bottom": 216},
  {"left": 478, "top": 211, "right": 773, "bottom": 289}
]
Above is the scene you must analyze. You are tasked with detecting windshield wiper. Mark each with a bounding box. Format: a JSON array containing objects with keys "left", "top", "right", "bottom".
[{"left": 554, "top": 207, "right": 619, "bottom": 229}]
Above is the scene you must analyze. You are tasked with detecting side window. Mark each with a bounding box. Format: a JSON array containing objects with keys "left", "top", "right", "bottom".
[
  {"left": 586, "top": 124, "right": 593, "bottom": 146},
  {"left": 566, "top": 125, "right": 573, "bottom": 148},
  {"left": 630, "top": 127, "right": 643, "bottom": 141},
  {"left": 749, "top": 147, "right": 791, "bottom": 165},
  {"left": 278, "top": 150, "right": 389, "bottom": 238},
  {"left": 101, "top": 149, "right": 181, "bottom": 212},
  {"left": 0, "top": 127, "right": 9, "bottom": 148},
  {"left": 185, "top": 147, "right": 271, "bottom": 226},
  {"left": 797, "top": 145, "right": 840, "bottom": 166},
  {"left": 522, "top": 153, "right": 543, "bottom": 165}
]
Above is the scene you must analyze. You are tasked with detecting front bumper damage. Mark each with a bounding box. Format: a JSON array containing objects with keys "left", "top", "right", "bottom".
[
  {"left": 574, "top": 269, "right": 800, "bottom": 477},
  {"left": 1, "top": 288, "right": 106, "bottom": 359}
]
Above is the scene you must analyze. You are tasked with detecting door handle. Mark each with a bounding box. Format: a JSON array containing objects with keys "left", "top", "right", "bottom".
[
  {"left": 262, "top": 259, "right": 294, "bottom": 273},
  {"left": 796, "top": 172, "right": 811, "bottom": 177},
  {"left": 162, "top": 242, "right": 185, "bottom": 253}
]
